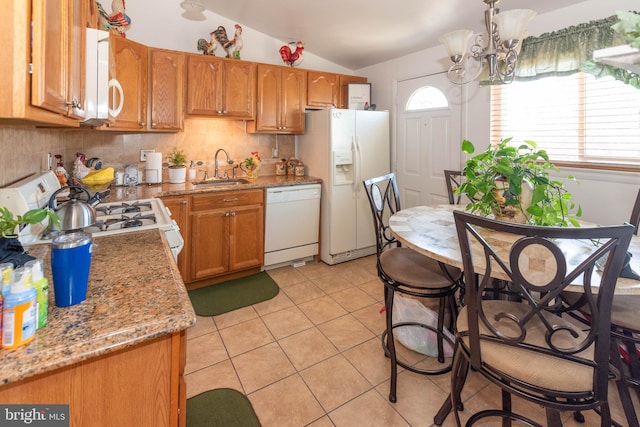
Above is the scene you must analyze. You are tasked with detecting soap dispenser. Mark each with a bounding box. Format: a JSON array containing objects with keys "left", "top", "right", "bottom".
[{"left": 188, "top": 161, "right": 197, "bottom": 180}]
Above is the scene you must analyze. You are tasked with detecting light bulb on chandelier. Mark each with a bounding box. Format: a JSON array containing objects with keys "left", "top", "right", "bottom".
[
  {"left": 439, "top": 0, "right": 536, "bottom": 85},
  {"left": 180, "top": 0, "right": 206, "bottom": 21}
]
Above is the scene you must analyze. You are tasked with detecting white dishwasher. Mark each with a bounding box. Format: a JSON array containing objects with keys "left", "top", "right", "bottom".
[{"left": 263, "top": 184, "right": 321, "bottom": 269}]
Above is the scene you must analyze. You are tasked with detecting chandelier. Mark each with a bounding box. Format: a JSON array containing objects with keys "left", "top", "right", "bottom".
[
  {"left": 439, "top": 0, "right": 536, "bottom": 85},
  {"left": 180, "top": 0, "right": 206, "bottom": 21}
]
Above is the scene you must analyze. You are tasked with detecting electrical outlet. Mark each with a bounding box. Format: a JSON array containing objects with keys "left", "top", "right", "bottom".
[{"left": 140, "top": 149, "right": 155, "bottom": 162}]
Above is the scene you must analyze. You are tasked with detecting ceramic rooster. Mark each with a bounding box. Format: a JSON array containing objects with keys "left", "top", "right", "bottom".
[
  {"left": 97, "top": 0, "right": 131, "bottom": 37},
  {"left": 279, "top": 41, "right": 304, "bottom": 67},
  {"left": 213, "top": 24, "right": 243, "bottom": 59},
  {"left": 197, "top": 32, "right": 217, "bottom": 56}
]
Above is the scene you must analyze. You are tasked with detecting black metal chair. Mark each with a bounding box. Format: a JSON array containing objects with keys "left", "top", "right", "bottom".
[
  {"left": 363, "top": 173, "right": 462, "bottom": 403},
  {"left": 444, "top": 170, "right": 464, "bottom": 205},
  {"left": 436, "top": 210, "right": 634, "bottom": 426}
]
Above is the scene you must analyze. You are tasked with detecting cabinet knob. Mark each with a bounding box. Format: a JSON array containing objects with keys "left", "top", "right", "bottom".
[
  {"left": 230, "top": 212, "right": 236, "bottom": 217},
  {"left": 151, "top": 122, "right": 157, "bottom": 128},
  {"left": 66, "top": 98, "right": 81, "bottom": 108},
  {"left": 182, "top": 200, "right": 187, "bottom": 205},
  {"left": 140, "top": 122, "right": 146, "bottom": 127},
  {"left": 225, "top": 212, "right": 230, "bottom": 217}
]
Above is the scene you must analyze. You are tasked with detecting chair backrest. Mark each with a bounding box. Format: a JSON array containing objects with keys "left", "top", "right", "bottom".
[
  {"left": 453, "top": 209, "right": 634, "bottom": 398},
  {"left": 363, "top": 173, "right": 401, "bottom": 256},
  {"left": 630, "top": 188, "right": 640, "bottom": 235},
  {"left": 444, "top": 170, "right": 463, "bottom": 205}
]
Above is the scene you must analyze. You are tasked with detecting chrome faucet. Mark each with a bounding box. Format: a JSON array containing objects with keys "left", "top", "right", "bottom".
[{"left": 214, "top": 148, "right": 234, "bottom": 179}]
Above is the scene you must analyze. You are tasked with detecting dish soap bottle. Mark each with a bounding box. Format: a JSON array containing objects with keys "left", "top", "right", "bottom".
[
  {"left": 2, "top": 265, "right": 37, "bottom": 349},
  {"left": 25, "top": 259, "right": 48, "bottom": 329},
  {"left": 188, "top": 160, "right": 197, "bottom": 180}
]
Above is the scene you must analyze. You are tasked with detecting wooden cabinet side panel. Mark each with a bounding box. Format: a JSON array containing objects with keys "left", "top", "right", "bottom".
[
  {"left": 282, "top": 68, "right": 306, "bottom": 133},
  {"left": 185, "top": 55, "right": 221, "bottom": 115},
  {"left": 149, "top": 49, "right": 184, "bottom": 130},
  {"left": 306, "top": 71, "right": 339, "bottom": 108},
  {"left": 222, "top": 61, "right": 256, "bottom": 119},
  {"left": 229, "top": 204, "right": 264, "bottom": 271},
  {"left": 191, "top": 210, "right": 229, "bottom": 279}
]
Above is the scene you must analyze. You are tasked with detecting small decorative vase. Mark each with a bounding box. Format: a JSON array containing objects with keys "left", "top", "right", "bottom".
[{"left": 492, "top": 177, "right": 533, "bottom": 224}]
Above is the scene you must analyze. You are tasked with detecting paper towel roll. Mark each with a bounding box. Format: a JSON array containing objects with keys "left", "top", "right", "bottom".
[{"left": 145, "top": 152, "right": 163, "bottom": 184}]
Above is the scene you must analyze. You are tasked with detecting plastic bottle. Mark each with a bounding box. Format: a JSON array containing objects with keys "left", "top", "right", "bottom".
[
  {"left": 188, "top": 161, "right": 197, "bottom": 180},
  {"left": 2, "top": 266, "right": 37, "bottom": 349},
  {"left": 25, "top": 260, "right": 48, "bottom": 329},
  {"left": 0, "top": 263, "right": 13, "bottom": 337}
]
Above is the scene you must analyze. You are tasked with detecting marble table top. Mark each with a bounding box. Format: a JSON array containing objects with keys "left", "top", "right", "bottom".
[{"left": 389, "top": 205, "right": 640, "bottom": 295}]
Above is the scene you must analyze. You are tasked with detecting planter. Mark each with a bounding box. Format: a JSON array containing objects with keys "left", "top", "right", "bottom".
[
  {"left": 492, "top": 177, "right": 533, "bottom": 224},
  {"left": 168, "top": 166, "right": 186, "bottom": 184}
]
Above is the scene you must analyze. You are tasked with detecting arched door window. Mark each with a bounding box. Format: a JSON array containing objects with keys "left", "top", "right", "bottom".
[{"left": 405, "top": 86, "right": 448, "bottom": 111}]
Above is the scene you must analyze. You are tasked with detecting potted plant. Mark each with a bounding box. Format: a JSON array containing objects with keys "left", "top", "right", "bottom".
[
  {"left": 456, "top": 137, "right": 581, "bottom": 227},
  {"left": 0, "top": 207, "right": 60, "bottom": 238},
  {"left": 166, "top": 147, "right": 187, "bottom": 184}
]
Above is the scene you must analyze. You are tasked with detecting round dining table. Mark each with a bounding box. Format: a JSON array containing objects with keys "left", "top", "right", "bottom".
[{"left": 389, "top": 204, "right": 640, "bottom": 295}]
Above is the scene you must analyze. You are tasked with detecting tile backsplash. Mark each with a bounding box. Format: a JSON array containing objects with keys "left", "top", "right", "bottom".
[{"left": 0, "top": 118, "right": 295, "bottom": 187}]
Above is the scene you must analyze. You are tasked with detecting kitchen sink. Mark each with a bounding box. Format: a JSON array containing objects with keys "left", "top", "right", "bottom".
[{"left": 192, "top": 178, "right": 251, "bottom": 186}]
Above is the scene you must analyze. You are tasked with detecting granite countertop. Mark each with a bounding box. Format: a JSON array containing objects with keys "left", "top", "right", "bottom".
[
  {"left": 105, "top": 174, "right": 322, "bottom": 202},
  {"left": 0, "top": 230, "right": 196, "bottom": 385}
]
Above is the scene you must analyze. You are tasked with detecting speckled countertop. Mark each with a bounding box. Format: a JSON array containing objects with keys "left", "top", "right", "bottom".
[
  {"left": 0, "top": 230, "right": 196, "bottom": 385},
  {"left": 104, "top": 174, "right": 323, "bottom": 202}
]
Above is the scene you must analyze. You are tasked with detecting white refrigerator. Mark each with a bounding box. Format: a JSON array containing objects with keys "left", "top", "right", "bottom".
[{"left": 297, "top": 109, "right": 390, "bottom": 265}]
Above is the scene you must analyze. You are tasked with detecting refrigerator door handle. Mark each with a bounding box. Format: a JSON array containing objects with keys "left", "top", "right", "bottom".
[{"left": 353, "top": 135, "right": 361, "bottom": 193}]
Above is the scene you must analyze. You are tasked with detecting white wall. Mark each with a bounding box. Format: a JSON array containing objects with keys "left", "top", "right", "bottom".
[
  {"left": 122, "top": 1, "right": 353, "bottom": 74},
  {"left": 357, "top": 0, "right": 640, "bottom": 225}
]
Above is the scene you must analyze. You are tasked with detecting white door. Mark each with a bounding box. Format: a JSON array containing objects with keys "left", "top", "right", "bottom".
[{"left": 395, "top": 72, "right": 462, "bottom": 207}]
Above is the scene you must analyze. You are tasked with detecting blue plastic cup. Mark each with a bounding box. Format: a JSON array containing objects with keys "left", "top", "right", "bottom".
[{"left": 51, "top": 232, "right": 93, "bottom": 307}]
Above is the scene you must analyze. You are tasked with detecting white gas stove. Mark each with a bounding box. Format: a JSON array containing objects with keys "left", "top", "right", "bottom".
[{"left": 0, "top": 171, "right": 183, "bottom": 261}]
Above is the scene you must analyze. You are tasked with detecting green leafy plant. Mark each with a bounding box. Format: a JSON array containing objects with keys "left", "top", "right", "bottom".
[
  {"left": 456, "top": 137, "right": 582, "bottom": 227},
  {"left": 612, "top": 10, "right": 640, "bottom": 48},
  {"left": 166, "top": 147, "right": 187, "bottom": 168},
  {"left": 0, "top": 207, "right": 60, "bottom": 238}
]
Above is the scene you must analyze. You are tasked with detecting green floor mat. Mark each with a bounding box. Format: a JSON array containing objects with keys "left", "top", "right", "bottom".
[{"left": 187, "top": 388, "right": 261, "bottom": 427}]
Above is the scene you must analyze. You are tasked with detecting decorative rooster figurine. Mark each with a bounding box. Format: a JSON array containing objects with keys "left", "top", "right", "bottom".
[
  {"left": 197, "top": 31, "right": 217, "bottom": 56},
  {"left": 97, "top": 0, "right": 131, "bottom": 37},
  {"left": 279, "top": 41, "right": 304, "bottom": 67},
  {"left": 213, "top": 24, "right": 243, "bottom": 59}
]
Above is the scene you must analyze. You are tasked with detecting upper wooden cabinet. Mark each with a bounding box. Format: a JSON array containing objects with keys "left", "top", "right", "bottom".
[
  {"left": 0, "top": 0, "right": 85, "bottom": 126},
  {"left": 306, "top": 71, "right": 339, "bottom": 109},
  {"left": 101, "top": 35, "right": 148, "bottom": 131},
  {"left": 185, "top": 54, "right": 256, "bottom": 119},
  {"left": 338, "top": 75, "right": 368, "bottom": 109},
  {"left": 247, "top": 64, "right": 306, "bottom": 134},
  {"left": 148, "top": 48, "right": 184, "bottom": 131}
]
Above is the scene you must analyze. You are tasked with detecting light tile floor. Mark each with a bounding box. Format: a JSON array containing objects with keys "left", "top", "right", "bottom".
[{"left": 185, "top": 255, "right": 637, "bottom": 427}]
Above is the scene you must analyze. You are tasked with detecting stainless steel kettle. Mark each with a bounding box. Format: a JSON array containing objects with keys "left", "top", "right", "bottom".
[{"left": 48, "top": 186, "right": 104, "bottom": 231}]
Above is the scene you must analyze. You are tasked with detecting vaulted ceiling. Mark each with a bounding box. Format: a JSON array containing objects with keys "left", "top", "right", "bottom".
[{"left": 200, "top": 0, "right": 587, "bottom": 70}]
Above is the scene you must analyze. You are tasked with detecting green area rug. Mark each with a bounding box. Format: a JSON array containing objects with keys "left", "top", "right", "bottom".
[
  {"left": 187, "top": 388, "right": 261, "bottom": 427},
  {"left": 187, "top": 272, "right": 279, "bottom": 316}
]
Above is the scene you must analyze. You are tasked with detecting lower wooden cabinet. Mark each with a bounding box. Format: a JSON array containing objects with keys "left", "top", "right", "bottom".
[
  {"left": 186, "top": 189, "right": 264, "bottom": 284},
  {"left": 161, "top": 195, "right": 189, "bottom": 282},
  {"left": 0, "top": 332, "right": 187, "bottom": 427}
]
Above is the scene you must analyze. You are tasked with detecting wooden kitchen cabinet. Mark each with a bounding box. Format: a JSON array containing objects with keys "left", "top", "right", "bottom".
[
  {"left": 1, "top": 0, "right": 85, "bottom": 126},
  {"left": 148, "top": 48, "right": 184, "bottom": 131},
  {"left": 0, "top": 332, "right": 187, "bottom": 427},
  {"left": 306, "top": 70, "right": 340, "bottom": 109},
  {"left": 338, "top": 75, "right": 368, "bottom": 109},
  {"left": 247, "top": 64, "right": 306, "bottom": 134},
  {"left": 161, "top": 195, "right": 189, "bottom": 281},
  {"left": 188, "top": 190, "right": 264, "bottom": 283},
  {"left": 101, "top": 35, "right": 148, "bottom": 131},
  {"left": 185, "top": 54, "right": 256, "bottom": 119}
]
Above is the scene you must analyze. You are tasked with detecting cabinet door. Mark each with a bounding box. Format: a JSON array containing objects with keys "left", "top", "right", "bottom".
[
  {"left": 253, "top": 64, "right": 282, "bottom": 132},
  {"left": 281, "top": 68, "right": 306, "bottom": 133},
  {"left": 307, "top": 71, "right": 339, "bottom": 109},
  {"left": 191, "top": 209, "right": 229, "bottom": 280},
  {"left": 31, "top": 0, "right": 85, "bottom": 119},
  {"left": 149, "top": 48, "right": 184, "bottom": 131},
  {"left": 221, "top": 60, "right": 256, "bottom": 119},
  {"left": 160, "top": 196, "right": 189, "bottom": 281},
  {"left": 229, "top": 204, "right": 264, "bottom": 271},
  {"left": 338, "top": 75, "right": 368, "bottom": 109},
  {"left": 185, "top": 54, "right": 222, "bottom": 116},
  {"left": 108, "top": 35, "right": 148, "bottom": 130}
]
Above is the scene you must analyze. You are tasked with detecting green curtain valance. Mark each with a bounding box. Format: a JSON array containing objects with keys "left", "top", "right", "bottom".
[{"left": 515, "top": 14, "right": 626, "bottom": 80}]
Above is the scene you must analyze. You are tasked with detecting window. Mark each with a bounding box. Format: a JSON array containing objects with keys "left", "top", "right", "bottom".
[
  {"left": 490, "top": 72, "right": 640, "bottom": 171},
  {"left": 406, "top": 86, "right": 448, "bottom": 111}
]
